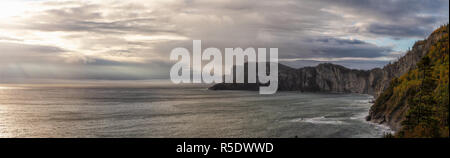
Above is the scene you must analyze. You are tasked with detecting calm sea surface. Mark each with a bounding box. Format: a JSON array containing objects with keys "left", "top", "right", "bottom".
[{"left": 0, "top": 84, "right": 391, "bottom": 138}]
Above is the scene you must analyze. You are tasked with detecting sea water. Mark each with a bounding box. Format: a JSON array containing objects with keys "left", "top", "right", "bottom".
[{"left": 0, "top": 84, "right": 391, "bottom": 138}]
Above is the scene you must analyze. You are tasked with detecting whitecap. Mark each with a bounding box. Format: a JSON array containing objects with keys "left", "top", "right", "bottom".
[
  {"left": 350, "top": 112, "right": 368, "bottom": 120},
  {"left": 290, "top": 116, "right": 347, "bottom": 125}
]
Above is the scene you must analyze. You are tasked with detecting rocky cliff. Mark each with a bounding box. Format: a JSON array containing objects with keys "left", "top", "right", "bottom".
[
  {"left": 371, "top": 29, "right": 445, "bottom": 98},
  {"left": 210, "top": 25, "right": 448, "bottom": 133},
  {"left": 210, "top": 54, "right": 422, "bottom": 98},
  {"left": 210, "top": 26, "right": 444, "bottom": 98},
  {"left": 367, "top": 25, "right": 449, "bottom": 133},
  {"left": 209, "top": 62, "right": 375, "bottom": 94}
]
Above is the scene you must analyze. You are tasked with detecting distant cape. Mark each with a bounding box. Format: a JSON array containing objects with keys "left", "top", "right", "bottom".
[
  {"left": 210, "top": 43, "right": 426, "bottom": 98},
  {"left": 210, "top": 24, "right": 439, "bottom": 98},
  {"left": 210, "top": 25, "right": 449, "bottom": 133}
]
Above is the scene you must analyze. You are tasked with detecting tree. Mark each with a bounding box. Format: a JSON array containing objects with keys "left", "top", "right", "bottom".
[{"left": 401, "top": 56, "right": 440, "bottom": 137}]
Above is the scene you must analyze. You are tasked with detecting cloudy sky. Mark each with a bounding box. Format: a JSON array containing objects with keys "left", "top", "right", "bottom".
[{"left": 0, "top": 0, "right": 448, "bottom": 82}]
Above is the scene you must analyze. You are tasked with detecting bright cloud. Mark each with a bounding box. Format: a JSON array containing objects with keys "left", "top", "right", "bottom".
[{"left": 0, "top": 0, "right": 448, "bottom": 82}]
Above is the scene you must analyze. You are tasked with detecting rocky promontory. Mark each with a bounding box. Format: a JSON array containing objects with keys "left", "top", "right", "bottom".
[{"left": 210, "top": 25, "right": 448, "bottom": 133}]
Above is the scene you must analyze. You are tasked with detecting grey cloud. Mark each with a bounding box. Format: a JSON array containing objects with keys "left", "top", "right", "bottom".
[
  {"left": 272, "top": 37, "right": 392, "bottom": 59},
  {"left": 0, "top": 0, "right": 448, "bottom": 82},
  {"left": 19, "top": 2, "right": 177, "bottom": 36},
  {"left": 325, "top": 0, "right": 449, "bottom": 37},
  {"left": 0, "top": 54, "right": 172, "bottom": 81},
  {"left": 26, "top": 17, "right": 175, "bottom": 35},
  {"left": 326, "top": 0, "right": 447, "bottom": 20},
  {"left": 281, "top": 59, "right": 389, "bottom": 70},
  {"left": 366, "top": 24, "right": 430, "bottom": 38},
  {"left": 151, "top": 35, "right": 391, "bottom": 61},
  {"left": 315, "top": 38, "right": 366, "bottom": 45},
  {"left": 311, "top": 37, "right": 391, "bottom": 58},
  {"left": 0, "top": 63, "right": 170, "bottom": 81},
  {"left": 0, "top": 42, "right": 65, "bottom": 55}
]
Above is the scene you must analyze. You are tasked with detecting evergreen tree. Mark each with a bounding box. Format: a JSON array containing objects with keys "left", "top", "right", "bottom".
[{"left": 402, "top": 56, "right": 440, "bottom": 137}]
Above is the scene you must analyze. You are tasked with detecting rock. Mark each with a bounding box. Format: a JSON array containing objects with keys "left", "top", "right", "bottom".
[
  {"left": 367, "top": 25, "right": 449, "bottom": 131},
  {"left": 210, "top": 28, "right": 441, "bottom": 98},
  {"left": 210, "top": 25, "right": 448, "bottom": 132}
]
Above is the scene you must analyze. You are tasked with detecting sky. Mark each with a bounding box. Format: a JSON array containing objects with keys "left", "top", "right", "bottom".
[{"left": 0, "top": 0, "right": 448, "bottom": 83}]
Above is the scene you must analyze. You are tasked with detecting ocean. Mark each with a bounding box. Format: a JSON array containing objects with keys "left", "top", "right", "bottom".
[{"left": 0, "top": 83, "right": 391, "bottom": 138}]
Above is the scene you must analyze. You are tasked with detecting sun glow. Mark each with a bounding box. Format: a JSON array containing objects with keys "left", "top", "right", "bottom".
[
  {"left": 0, "top": 2, "right": 28, "bottom": 19},
  {"left": 0, "top": 86, "right": 13, "bottom": 90}
]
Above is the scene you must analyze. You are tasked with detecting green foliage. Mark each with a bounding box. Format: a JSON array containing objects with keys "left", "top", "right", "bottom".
[
  {"left": 376, "top": 24, "right": 449, "bottom": 138},
  {"left": 383, "top": 132, "right": 395, "bottom": 138}
]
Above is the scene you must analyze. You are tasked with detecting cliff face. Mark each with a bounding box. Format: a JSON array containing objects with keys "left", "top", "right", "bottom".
[
  {"left": 210, "top": 26, "right": 444, "bottom": 97},
  {"left": 279, "top": 63, "right": 374, "bottom": 93},
  {"left": 210, "top": 53, "right": 422, "bottom": 97},
  {"left": 210, "top": 25, "right": 449, "bottom": 133},
  {"left": 371, "top": 30, "right": 443, "bottom": 98},
  {"left": 367, "top": 25, "right": 449, "bottom": 132},
  {"left": 209, "top": 63, "right": 375, "bottom": 94}
]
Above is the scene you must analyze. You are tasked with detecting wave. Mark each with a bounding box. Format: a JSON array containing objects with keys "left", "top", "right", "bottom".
[
  {"left": 290, "top": 116, "right": 347, "bottom": 125},
  {"left": 351, "top": 109, "right": 395, "bottom": 136}
]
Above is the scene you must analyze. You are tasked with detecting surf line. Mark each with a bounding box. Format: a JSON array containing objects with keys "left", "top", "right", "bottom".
[{"left": 176, "top": 141, "right": 210, "bottom": 155}]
